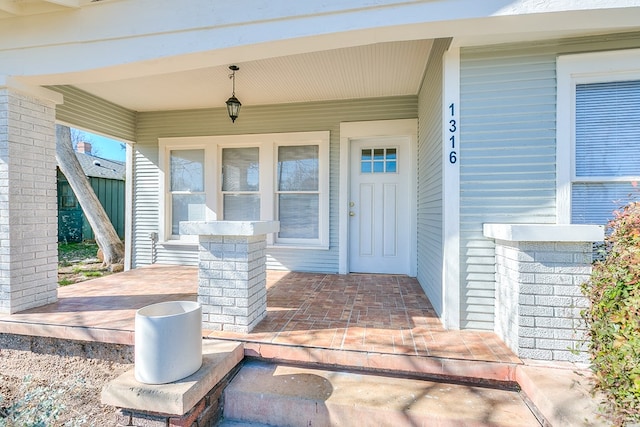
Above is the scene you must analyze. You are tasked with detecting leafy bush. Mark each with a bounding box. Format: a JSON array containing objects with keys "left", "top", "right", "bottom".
[{"left": 582, "top": 201, "right": 640, "bottom": 426}]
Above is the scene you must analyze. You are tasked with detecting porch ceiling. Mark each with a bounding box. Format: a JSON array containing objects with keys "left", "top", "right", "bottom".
[
  {"left": 73, "top": 40, "right": 434, "bottom": 112},
  {"left": 7, "top": 1, "right": 639, "bottom": 113},
  {"left": 0, "top": 0, "right": 87, "bottom": 18}
]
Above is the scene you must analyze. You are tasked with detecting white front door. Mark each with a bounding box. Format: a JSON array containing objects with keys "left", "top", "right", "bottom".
[{"left": 349, "top": 137, "right": 410, "bottom": 274}]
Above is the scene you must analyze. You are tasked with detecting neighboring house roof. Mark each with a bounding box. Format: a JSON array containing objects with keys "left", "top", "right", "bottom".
[{"left": 74, "top": 152, "right": 125, "bottom": 181}]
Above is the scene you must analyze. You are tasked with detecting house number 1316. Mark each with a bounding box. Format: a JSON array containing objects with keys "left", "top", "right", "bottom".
[
  {"left": 447, "top": 103, "right": 458, "bottom": 164},
  {"left": 448, "top": 103, "right": 457, "bottom": 164}
]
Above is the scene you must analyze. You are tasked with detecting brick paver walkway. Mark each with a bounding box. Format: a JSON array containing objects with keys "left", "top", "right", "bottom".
[{"left": 0, "top": 265, "right": 519, "bottom": 365}]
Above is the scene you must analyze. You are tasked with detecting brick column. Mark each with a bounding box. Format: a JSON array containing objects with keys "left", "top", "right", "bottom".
[
  {"left": 484, "top": 224, "right": 603, "bottom": 363},
  {"left": 198, "top": 235, "right": 267, "bottom": 333},
  {"left": 494, "top": 240, "right": 593, "bottom": 362},
  {"left": 179, "top": 221, "right": 280, "bottom": 334},
  {"left": 0, "top": 80, "right": 62, "bottom": 314}
]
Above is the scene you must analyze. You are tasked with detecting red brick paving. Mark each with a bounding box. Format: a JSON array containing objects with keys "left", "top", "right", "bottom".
[{"left": 0, "top": 266, "right": 520, "bottom": 367}]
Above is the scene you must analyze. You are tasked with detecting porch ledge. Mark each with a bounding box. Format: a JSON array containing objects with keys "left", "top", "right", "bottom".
[
  {"left": 483, "top": 223, "right": 604, "bottom": 243},
  {"left": 101, "top": 340, "right": 243, "bottom": 415},
  {"left": 179, "top": 220, "right": 280, "bottom": 236}
]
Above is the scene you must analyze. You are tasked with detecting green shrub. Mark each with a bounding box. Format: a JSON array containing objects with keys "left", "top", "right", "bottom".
[{"left": 582, "top": 201, "right": 640, "bottom": 426}]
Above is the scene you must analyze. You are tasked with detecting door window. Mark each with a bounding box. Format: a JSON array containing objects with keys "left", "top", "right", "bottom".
[{"left": 360, "top": 148, "right": 397, "bottom": 173}]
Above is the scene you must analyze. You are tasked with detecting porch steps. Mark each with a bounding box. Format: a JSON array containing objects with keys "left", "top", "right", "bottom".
[
  {"left": 218, "top": 421, "right": 273, "bottom": 427},
  {"left": 219, "top": 359, "right": 541, "bottom": 427}
]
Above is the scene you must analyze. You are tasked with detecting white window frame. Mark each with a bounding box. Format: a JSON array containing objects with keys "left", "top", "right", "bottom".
[
  {"left": 556, "top": 48, "right": 640, "bottom": 224},
  {"left": 219, "top": 144, "right": 263, "bottom": 222},
  {"left": 273, "top": 140, "right": 326, "bottom": 247},
  {"left": 158, "top": 139, "right": 216, "bottom": 244},
  {"left": 159, "top": 131, "right": 330, "bottom": 249}
]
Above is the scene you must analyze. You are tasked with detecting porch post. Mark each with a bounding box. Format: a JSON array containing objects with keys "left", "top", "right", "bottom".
[
  {"left": 180, "top": 221, "right": 279, "bottom": 334},
  {"left": 0, "top": 78, "right": 62, "bottom": 314},
  {"left": 483, "top": 223, "right": 603, "bottom": 363}
]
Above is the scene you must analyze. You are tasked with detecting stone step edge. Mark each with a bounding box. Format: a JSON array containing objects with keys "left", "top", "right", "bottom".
[
  {"left": 241, "top": 341, "right": 520, "bottom": 386},
  {"left": 222, "top": 360, "right": 540, "bottom": 427},
  {"left": 101, "top": 340, "right": 244, "bottom": 416}
]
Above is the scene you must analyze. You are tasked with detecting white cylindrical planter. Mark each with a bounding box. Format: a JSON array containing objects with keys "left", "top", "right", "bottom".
[{"left": 134, "top": 301, "right": 203, "bottom": 384}]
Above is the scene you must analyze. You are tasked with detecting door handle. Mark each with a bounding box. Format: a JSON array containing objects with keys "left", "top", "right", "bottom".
[{"left": 349, "top": 211, "right": 355, "bottom": 217}]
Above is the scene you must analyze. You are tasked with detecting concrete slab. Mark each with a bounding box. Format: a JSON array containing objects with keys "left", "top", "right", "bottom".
[
  {"left": 224, "top": 360, "right": 540, "bottom": 426},
  {"left": 516, "top": 364, "right": 609, "bottom": 427},
  {"left": 101, "top": 340, "right": 243, "bottom": 415}
]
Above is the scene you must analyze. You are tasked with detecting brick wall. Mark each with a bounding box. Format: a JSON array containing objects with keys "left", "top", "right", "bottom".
[
  {"left": 0, "top": 88, "right": 58, "bottom": 313},
  {"left": 494, "top": 240, "right": 591, "bottom": 363},
  {"left": 198, "top": 235, "right": 267, "bottom": 333}
]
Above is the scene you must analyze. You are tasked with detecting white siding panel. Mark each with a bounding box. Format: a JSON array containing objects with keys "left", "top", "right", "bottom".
[
  {"left": 131, "top": 144, "right": 164, "bottom": 265},
  {"left": 458, "top": 31, "right": 640, "bottom": 330},
  {"left": 416, "top": 39, "right": 450, "bottom": 315},
  {"left": 459, "top": 51, "right": 557, "bottom": 330},
  {"left": 133, "top": 97, "right": 417, "bottom": 272},
  {"left": 49, "top": 85, "right": 136, "bottom": 142}
]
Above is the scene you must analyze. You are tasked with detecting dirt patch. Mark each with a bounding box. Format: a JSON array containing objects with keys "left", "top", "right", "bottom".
[
  {"left": 0, "top": 242, "right": 128, "bottom": 425},
  {"left": 57, "top": 261, "right": 112, "bottom": 286},
  {"left": 57, "top": 242, "right": 115, "bottom": 286},
  {"left": 0, "top": 349, "right": 131, "bottom": 426}
]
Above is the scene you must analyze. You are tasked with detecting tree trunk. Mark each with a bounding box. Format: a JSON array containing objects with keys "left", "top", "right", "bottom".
[{"left": 56, "top": 125, "right": 125, "bottom": 266}]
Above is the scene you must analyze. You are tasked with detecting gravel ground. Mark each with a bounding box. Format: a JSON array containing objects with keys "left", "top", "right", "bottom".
[{"left": 0, "top": 349, "right": 131, "bottom": 426}]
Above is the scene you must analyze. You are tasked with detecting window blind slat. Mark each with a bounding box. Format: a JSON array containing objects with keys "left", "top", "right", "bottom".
[{"left": 575, "top": 80, "right": 640, "bottom": 177}]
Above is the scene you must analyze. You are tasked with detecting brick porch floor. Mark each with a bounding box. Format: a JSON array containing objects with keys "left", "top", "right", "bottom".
[{"left": 0, "top": 265, "right": 521, "bottom": 382}]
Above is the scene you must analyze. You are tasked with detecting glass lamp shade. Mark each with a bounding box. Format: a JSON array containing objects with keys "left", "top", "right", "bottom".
[{"left": 226, "top": 96, "right": 242, "bottom": 123}]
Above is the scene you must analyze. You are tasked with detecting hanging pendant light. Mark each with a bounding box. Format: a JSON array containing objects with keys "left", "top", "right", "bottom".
[{"left": 225, "top": 65, "right": 241, "bottom": 123}]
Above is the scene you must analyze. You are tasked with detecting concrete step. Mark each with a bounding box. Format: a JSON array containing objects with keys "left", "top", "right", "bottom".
[
  {"left": 516, "top": 363, "right": 610, "bottom": 427},
  {"left": 222, "top": 360, "right": 541, "bottom": 427},
  {"left": 217, "top": 420, "right": 274, "bottom": 427}
]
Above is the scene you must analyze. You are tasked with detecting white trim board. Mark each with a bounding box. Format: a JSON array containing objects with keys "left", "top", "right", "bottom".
[
  {"left": 556, "top": 48, "right": 640, "bottom": 224},
  {"left": 339, "top": 119, "right": 418, "bottom": 276},
  {"left": 441, "top": 46, "right": 461, "bottom": 330}
]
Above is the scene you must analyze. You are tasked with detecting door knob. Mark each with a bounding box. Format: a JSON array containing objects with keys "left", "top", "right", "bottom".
[{"left": 349, "top": 211, "right": 355, "bottom": 217}]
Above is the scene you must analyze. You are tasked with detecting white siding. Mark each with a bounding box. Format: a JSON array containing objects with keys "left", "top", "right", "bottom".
[
  {"left": 133, "top": 97, "right": 417, "bottom": 272},
  {"left": 49, "top": 85, "right": 136, "bottom": 142},
  {"left": 417, "top": 39, "right": 450, "bottom": 315},
  {"left": 459, "top": 31, "right": 640, "bottom": 330}
]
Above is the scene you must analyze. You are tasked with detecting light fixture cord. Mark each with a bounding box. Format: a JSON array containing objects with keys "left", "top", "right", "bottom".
[{"left": 230, "top": 70, "right": 236, "bottom": 96}]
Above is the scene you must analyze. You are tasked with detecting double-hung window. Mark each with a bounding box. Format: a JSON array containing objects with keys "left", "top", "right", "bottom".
[
  {"left": 160, "top": 131, "right": 329, "bottom": 248},
  {"left": 168, "top": 149, "right": 206, "bottom": 237},
  {"left": 276, "top": 144, "right": 320, "bottom": 242},
  {"left": 557, "top": 49, "right": 640, "bottom": 226},
  {"left": 222, "top": 147, "right": 260, "bottom": 221}
]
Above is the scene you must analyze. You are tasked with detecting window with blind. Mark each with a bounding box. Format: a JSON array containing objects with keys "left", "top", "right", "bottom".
[
  {"left": 572, "top": 80, "right": 640, "bottom": 225},
  {"left": 169, "top": 149, "right": 206, "bottom": 235},
  {"left": 159, "top": 131, "right": 329, "bottom": 248},
  {"left": 276, "top": 145, "right": 320, "bottom": 241},
  {"left": 222, "top": 147, "right": 260, "bottom": 221}
]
